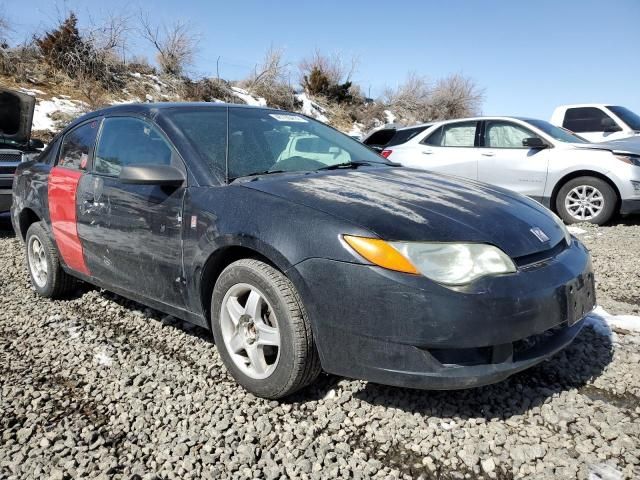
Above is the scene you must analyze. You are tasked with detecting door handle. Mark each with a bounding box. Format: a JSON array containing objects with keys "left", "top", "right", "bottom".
[
  {"left": 422, "top": 150, "right": 433, "bottom": 155},
  {"left": 481, "top": 151, "right": 495, "bottom": 157}
]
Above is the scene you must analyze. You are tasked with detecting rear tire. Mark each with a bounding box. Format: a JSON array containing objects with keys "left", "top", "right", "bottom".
[
  {"left": 25, "top": 222, "right": 76, "bottom": 298},
  {"left": 211, "top": 259, "right": 321, "bottom": 399},
  {"left": 555, "top": 176, "right": 617, "bottom": 225}
]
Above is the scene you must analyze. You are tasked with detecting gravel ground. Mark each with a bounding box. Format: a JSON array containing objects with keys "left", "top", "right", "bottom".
[{"left": 1, "top": 216, "right": 639, "bottom": 480}]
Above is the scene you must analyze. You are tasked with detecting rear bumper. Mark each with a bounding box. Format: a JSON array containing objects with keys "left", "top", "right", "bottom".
[
  {"left": 292, "top": 238, "right": 595, "bottom": 389},
  {"left": 620, "top": 199, "right": 640, "bottom": 215}
]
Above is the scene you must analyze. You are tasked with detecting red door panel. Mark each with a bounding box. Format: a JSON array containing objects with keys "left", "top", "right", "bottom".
[{"left": 48, "top": 166, "right": 90, "bottom": 275}]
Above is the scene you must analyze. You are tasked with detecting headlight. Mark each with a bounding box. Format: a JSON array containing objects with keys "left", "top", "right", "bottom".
[
  {"left": 614, "top": 153, "right": 640, "bottom": 166},
  {"left": 343, "top": 235, "right": 516, "bottom": 285}
]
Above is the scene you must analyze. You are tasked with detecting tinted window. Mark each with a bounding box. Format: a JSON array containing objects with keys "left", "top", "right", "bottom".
[
  {"left": 161, "top": 109, "right": 227, "bottom": 175},
  {"left": 94, "top": 117, "right": 175, "bottom": 176},
  {"left": 387, "top": 125, "right": 431, "bottom": 147},
  {"left": 563, "top": 107, "right": 612, "bottom": 133},
  {"left": 227, "top": 109, "right": 386, "bottom": 179},
  {"left": 606, "top": 106, "right": 640, "bottom": 130},
  {"left": 423, "top": 121, "right": 477, "bottom": 147},
  {"left": 485, "top": 121, "right": 536, "bottom": 148},
  {"left": 58, "top": 120, "right": 100, "bottom": 170}
]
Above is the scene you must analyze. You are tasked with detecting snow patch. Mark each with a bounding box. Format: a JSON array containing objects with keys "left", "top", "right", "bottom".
[
  {"left": 384, "top": 110, "right": 396, "bottom": 124},
  {"left": 295, "top": 93, "right": 329, "bottom": 123},
  {"left": 567, "top": 226, "right": 587, "bottom": 235},
  {"left": 588, "top": 463, "right": 623, "bottom": 480},
  {"left": 18, "top": 87, "right": 45, "bottom": 96},
  {"left": 585, "top": 306, "right": 640, "bottom": 342},
  {"left": 33, "top": 97, "right": 85, "bottom": 131},
  {"left": 94, "top": 349, "right": 113, "bottom": 367},
  {"left": 231, "top": 86, "right": 267, "bottom": 107},
  {"left": 347, "top": 122, "right": 364, "bottom": 140}
]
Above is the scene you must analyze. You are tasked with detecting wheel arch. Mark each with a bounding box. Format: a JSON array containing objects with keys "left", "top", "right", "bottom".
[
  {"left": 197, "top": 243, "right": 290, "bottom": 328},
  {"left": 549, "top": 170, "right": 621, "bottom": 213},
  {"left": 17, "top": 207, "right": 42, "bottom": 241}
]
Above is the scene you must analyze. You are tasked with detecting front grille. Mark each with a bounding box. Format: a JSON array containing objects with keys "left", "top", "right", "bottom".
[
  {"left": 514, "top": 239, "right": 567, "bottom": 268},
  {"left": 0, "top": 153, "right": 21, "bottom": 163},
  {"left": 0, "top": 165, "right": 17, "bottom": 175}
]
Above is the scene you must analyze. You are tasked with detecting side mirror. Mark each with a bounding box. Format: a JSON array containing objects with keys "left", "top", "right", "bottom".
[
  {"left": 522, "top": 137, "right": 548, "bottom": 149},
  {"left": 601, "top": 117, "right": 622, "bottom": 133},
  {"left": 29, "top": 138, "right": 45, "bottom": 150},
  {"left": 119, "top": 164, "right": 185, "bottom": 186}
]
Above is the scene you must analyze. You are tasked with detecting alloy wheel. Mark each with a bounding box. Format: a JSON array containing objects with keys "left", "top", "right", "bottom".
[
  {"left": 564, "top": 185, "right": 604, "bottom": 221},
  {"left": 220, "top": 283, "right": 281, "bottom": 380},
  {"left": 28, "top": 236, "right": 48, "bottom": 288}
]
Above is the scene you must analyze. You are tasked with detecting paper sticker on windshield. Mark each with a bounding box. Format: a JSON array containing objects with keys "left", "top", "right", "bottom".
[{"left": 269, "top": 114, "right": 308, "bottom": 123}]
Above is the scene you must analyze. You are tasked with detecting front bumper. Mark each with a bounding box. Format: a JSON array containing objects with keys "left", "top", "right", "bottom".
[
  {"left": 0, "top": 189, "right": 12, "bottom": 213},
  {"left": 293, "top": 238, "right": 595, "bottom": 389}
]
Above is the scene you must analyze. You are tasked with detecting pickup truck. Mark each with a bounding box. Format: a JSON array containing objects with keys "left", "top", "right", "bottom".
[
  {"left": 550, "top": 104, "right": 640, "bottom": 143},
  {"left": 0, "top": 88, "right": 44, "bottom": 212}
]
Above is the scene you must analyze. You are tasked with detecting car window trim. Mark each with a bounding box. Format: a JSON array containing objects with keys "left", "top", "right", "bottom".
[
  {"left": 90, "top": 114, "right": 188, "bottom": 182},
  {"left": 56, "top": 117, "right": 103, "bottom": 172}
]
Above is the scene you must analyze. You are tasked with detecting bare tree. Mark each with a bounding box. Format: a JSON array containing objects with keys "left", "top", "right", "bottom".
[
  {"left": 428, "top": 73, "right": 484, "bottom": 120},
  {"left": 243, "top": 46, "right": 296, "bottom": 110},
  {"left": 85, "top": 11, "right": 133, "bottom": 62},
  {"left": 0, "top": 9, "right": 12, "bottom": 45},
  {"left": 248, "top": 46, "right": 289, "bottom": 88},
  {"left": 139, "top": 13, "right": 199, "bottom": 76},
  {"left": 383, "top": 73, "right": 432, "bottom": 122}
]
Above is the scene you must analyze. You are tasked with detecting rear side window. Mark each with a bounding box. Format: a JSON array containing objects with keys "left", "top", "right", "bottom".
[
  {"left": 563, "top": 107, "right": 612, "bottom": 133},
  {"left": 58, "top": 120, "right": 100, "bottom": 170},
  {"left": 94, "top": 117, "right": 175, "bottom": 176},
  {"left": 387, "top": 126, "right": 430, "bottom": 147},
  {"left": 423, "top": 121, "right": 478, "bottom": 147}
]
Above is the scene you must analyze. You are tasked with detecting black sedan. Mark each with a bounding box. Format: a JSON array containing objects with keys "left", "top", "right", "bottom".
[{"left": 11, "top": 103, "right": 596, "bottom": 398}]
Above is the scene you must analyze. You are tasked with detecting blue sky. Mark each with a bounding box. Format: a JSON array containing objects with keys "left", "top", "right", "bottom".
[{"left": 5, "top": 0, "right": 640, "bottom": 119}]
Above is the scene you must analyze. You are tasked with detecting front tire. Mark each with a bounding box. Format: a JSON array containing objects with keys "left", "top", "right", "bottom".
[
  {"left": 25, "top": 222, "right": 76, "bottom": 298},
  {"left": 555, "top": 176, "right": 617, "bottom": 225},
  {"left": 211, "top": 259, "right": 321, "bottom": 399}
]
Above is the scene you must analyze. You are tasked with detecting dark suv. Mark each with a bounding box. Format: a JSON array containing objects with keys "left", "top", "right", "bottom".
[{"left": 1, "top": 88, "right": 44, "bottom": 212}]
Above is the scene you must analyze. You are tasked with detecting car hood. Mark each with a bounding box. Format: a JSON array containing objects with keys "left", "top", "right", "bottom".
[
  {"left": 571, "top": 139, "right": 640, "bottom": 155},
  {"left": 0, "top": 87, "right": 36, "bottom": 146},
  {"left": 241, "top": 168, "right": 567, "bottom": 259}
]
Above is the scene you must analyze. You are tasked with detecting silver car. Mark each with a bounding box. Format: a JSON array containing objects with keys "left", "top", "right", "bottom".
[{"left": 372, "top": 117, "right": 640, "bottom": 224}]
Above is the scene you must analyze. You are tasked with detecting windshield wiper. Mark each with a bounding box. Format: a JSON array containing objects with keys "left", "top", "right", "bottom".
[
  {"left": 229, "top": 169, "right": 290, "bottom": 182},
  {"left": 318, "top": 161, "right": 375, "bottom": 170},
  {"left": 318, "top": 160, "right": 399, "bottom": 171}
]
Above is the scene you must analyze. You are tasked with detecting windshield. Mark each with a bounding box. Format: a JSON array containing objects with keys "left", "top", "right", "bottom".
[
  {"left": 525, "top": 119, "right": 588, "bottom": 144},
  {"left": 228, "top": 109, "right": 388, "bottom": 178},
  {"left": 607, "top": 106, "right": 640, "bottom": 131},
  {"left": 166, "top": 107, "right": 389, "bottom": 180}
]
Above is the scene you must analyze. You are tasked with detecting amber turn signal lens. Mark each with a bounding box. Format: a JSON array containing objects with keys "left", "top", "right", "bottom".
[{"left": 343, "top": 235, "right": 419, "bottom": 274}]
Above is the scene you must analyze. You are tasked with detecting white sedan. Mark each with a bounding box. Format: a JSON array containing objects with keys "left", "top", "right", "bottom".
[{"left": 374, "top": 117, "right": 640, "bottom": 224}]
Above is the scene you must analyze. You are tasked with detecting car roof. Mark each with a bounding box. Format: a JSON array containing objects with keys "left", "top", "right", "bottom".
[{"left": 66, "top": 102, "right": 282, "bottom": 130}]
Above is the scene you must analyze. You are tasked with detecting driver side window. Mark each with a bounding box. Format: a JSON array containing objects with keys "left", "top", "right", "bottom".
[
  {"left": 484, "top": 121, "right": 537, "bottom": 149},
  {"left": 94, "top": 117, "right": 176, "bottom": 176}
]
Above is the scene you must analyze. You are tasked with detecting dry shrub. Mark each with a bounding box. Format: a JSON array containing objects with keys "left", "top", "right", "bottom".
[
  {"left": 243, "top": 47, "right": 296, "bottom": 110},
  {"left": 35, "top": 13, "right": 125, "bottom": 91},
  {"left": 299, "top": 49, "right": 360, "bottom": 104},
  {"left": 182, "top": 78, "right": 238, "bottom": 103},
  {"left": 384, "top": 72, "right": 484, "bottom": 123}
]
